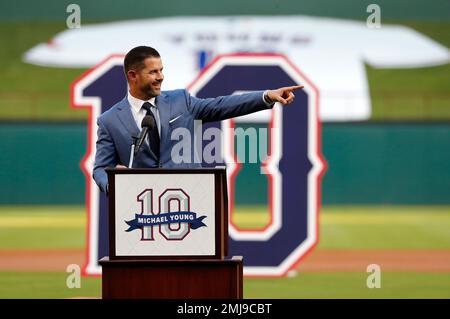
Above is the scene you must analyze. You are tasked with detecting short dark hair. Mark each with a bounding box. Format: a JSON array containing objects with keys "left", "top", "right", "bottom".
[{"left": 124, "top": 46, "right": 160, "bottom": 75}]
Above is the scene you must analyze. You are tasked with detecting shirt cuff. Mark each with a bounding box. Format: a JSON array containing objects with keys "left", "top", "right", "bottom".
[{"left": 262, "top": 90, "right": 275, "bottom": 107}]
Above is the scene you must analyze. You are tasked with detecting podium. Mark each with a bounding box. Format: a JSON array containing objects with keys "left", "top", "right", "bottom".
[{"left": 100, "top": 168, "right": 243, "bottom": 299}]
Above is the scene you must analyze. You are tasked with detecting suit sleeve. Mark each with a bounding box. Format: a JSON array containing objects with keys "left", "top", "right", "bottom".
[
  {"left": 93, "top": 117, "right": 118, "bottom": 193},
  {"left": 184, "top": 90, "right": 274, "bottom": 122}
]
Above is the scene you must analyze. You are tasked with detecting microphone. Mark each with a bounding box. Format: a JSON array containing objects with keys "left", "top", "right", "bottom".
[{"left": 134, "top": 115, "right": 155, "bottom": 156}]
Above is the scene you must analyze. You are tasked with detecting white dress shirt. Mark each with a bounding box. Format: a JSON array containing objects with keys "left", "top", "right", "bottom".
[{"left": 127, "top": 92, "right": 161, "bottom": 136}]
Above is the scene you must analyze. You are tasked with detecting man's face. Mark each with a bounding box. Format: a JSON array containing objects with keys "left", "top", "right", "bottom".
[{"left": 130, "top": 57, "right": 164, "bottom": 99}]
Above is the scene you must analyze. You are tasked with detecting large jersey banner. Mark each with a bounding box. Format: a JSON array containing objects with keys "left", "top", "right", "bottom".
[{"left": 72, "top": 54, "right": 326, "bottom": 276}]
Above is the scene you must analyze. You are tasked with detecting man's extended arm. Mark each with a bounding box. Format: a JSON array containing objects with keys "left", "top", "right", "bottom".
[
  {"left": 185, "top": 90, "right": 274, "bottom": 122},
  {"left": 185, "top": 85, "right": 304, "bottom": 122}
]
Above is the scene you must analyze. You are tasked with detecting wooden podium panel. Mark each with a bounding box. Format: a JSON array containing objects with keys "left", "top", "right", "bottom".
[{"left": 100, "top": 256, "right": 243, "bottom": 299}]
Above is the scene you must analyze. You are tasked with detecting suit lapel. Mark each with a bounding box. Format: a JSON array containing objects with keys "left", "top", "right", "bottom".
[
  {"left": 156, "top": 93, "right": 171, "bottom": 146},
  {"left": 116, "top": 97, "right": 140, "bottom": 138}
]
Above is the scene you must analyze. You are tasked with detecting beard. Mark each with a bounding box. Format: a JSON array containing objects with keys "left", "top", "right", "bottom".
[{"left": 140, "top": 81, "right": 161, "bottom": 99}]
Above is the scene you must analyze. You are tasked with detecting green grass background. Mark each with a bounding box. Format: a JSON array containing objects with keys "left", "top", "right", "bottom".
[
  {"left": 0, "top": 20, "right": 449, "bottom": 121},
  {"left": 1, "top": 205, "right": 449, "bottom": 299}
]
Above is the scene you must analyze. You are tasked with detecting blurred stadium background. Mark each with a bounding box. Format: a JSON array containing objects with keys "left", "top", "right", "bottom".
[{"left": 0, "top": 0, "right": 449, "bottom": 298}]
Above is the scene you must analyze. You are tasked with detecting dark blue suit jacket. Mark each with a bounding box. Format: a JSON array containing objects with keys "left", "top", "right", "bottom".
[{"left": 93, "top": 89, "right": 273, "bottom": 192}]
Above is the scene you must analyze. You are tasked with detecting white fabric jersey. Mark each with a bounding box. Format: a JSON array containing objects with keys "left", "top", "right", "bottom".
[{"left": 23, "top": 16, "right": 450, "bottom": 122}]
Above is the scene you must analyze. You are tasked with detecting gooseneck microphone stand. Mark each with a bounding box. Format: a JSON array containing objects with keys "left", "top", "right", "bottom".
[{"left": 128, "top": 137, "right": 138, "bottom": 168}]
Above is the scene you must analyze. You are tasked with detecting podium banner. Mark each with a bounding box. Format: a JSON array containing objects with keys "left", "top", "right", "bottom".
[{"left": 112, "top": 171, "right": 218, "bottom": 258}]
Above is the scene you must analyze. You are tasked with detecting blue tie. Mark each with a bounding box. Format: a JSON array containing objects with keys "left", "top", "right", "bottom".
[{"left": 142, "top": 102, "right": 160, "bottom": 160}]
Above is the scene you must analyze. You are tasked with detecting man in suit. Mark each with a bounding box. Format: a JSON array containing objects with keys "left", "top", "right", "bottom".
[{"left": 93, "top": 46, "right": 303, "bottom": 193}]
